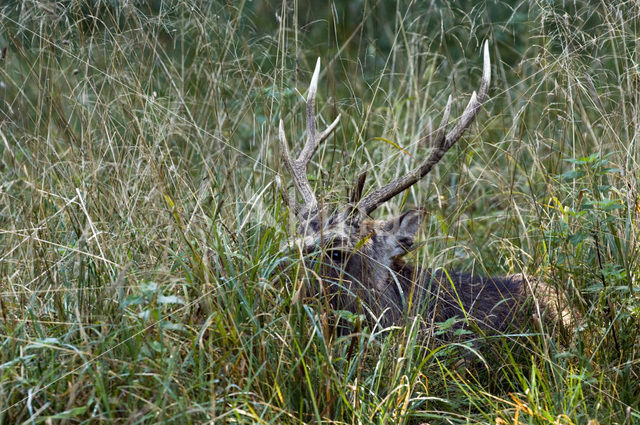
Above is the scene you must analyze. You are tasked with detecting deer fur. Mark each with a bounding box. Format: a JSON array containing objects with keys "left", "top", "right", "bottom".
[{"left": 287, "top": 209, "right": 569, "bottom": 333}]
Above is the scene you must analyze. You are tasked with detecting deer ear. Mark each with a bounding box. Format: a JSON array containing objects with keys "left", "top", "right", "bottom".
[{"left": 380, "top": 210, "right": 425, "bottom": 255}]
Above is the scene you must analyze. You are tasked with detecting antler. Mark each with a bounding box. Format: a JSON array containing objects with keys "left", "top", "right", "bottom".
[
  {"left": 357, "top": 41, "right": 491, "bottom": 215},
  {"left": 279, "top": 58, "right": 341, "bottom": 219}
]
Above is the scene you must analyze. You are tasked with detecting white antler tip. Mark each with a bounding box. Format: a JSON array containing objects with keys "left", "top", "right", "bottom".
[
  {"left": 278, "top": 119, "right": 288, "bottom": 146},
  {"left": 482, "top": 41, "right": 491, "bottom": 83},
  {"left": 308, "top": 58, "right": 321, "bottom": 96},
  {"left": 441, "top": 94, "right": 452, "bottom": 123}
]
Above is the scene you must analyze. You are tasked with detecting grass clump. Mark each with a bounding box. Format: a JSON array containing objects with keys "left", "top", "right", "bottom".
[{"left": 0, "top": 0, "right": 638, "bottom": 423}]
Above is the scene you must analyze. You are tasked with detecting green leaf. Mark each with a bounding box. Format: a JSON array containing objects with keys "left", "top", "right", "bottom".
[
  {"left": 558, "top": 169, "right": 585, "bottom": 180},
  {"left": 0, "top": 354, "right": 36, "bottom": 370},
  {"left": 25, "top": 338, "right": 61, "bottom": 350},
  {"left": 122, "top": 295, "right": 145, "bottom": 306},
  {"left": 158, "top": 295, "right": 186, "bottom": 305},
  {"left": 599, "top": 200, "right": 623, "bottom": 211},
  {"left": 141, "top": 281, "right": 159, "bottom": 293},
  {"left": 334, "top": 309, "right": 365, "bottom": 325},
  {"left": 565, "top": 153, "right": 600, "bottom": 164},
  {"left": 47, "top": 406, "right": 88, "bottom": 419},
  {"left": 160, "top": 321, "right": 187, "bottom": 331},
  {"left": 138, "top": 309, "right": 160, "bottom": 321},
  {"left": 583, "top": 283, "right": 604, "bottom": 294},
  {"left": 435, "top": 316, "right": 460, "bottom": 335}
]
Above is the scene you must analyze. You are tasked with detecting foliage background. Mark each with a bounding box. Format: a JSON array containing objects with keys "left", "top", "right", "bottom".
[{"left": 0, "top": 0, "right": 638, "bottom": 423}]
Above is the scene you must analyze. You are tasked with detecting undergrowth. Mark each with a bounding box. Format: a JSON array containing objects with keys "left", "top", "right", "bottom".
[{"left": 0, "top": 1, "right": 638, "bottom": 424}]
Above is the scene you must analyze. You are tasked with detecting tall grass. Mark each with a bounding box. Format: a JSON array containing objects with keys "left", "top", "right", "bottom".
[{"left": 0, "top": 1, "right": 638, "bottom": 423}]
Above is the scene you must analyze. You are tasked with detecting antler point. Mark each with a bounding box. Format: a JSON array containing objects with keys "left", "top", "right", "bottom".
[{"left": 482, "top": 41, "right": 491, "bottom": 90}]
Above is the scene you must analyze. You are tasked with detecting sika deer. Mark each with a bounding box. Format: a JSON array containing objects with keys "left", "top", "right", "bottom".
[{"left": 278, "top": 42, "right": 570, "bottom": 334}]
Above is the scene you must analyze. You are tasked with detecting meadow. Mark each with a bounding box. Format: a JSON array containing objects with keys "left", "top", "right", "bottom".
[{"left": 0, "top": 1, "right": 638, "bottom": 423}]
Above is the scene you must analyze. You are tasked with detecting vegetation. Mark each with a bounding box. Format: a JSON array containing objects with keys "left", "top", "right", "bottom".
[{"left": 0, "top": 0, "right": 638, "bottom": 423}]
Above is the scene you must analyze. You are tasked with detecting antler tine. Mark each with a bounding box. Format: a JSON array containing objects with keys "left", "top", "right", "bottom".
[
  {"left": 299, "top": 59, "right": 342, "bottom": 165},
  {"left": 358, "top": 41, "right": 491, "bottom": 215},
  {"left": 298, "top": 58, "right": 321, "bottom": 165},
  {"left": 442, "top": 41, "right": 491, "bottom": 151},
  {"left": 275, "top": 175, "right": 297, "bottom": 213},
  {"left": 279, "top": 58, "right": 341, "bottom": 218},
  {"left": 279, "top": 119, "right": 317, "bottom": 213},
  {"left": 350, "top": 169, "right": 368, "bottom": 204}
]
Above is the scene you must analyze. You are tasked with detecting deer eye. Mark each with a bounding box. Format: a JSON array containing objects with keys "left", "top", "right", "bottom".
[{"left": 328, "top": 249, "right": 346, "bottom": 263}]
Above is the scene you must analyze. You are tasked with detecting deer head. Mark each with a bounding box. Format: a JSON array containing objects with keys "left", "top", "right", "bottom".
[{"left": 278, "top": 42, "right": 491, "bottom": 325}]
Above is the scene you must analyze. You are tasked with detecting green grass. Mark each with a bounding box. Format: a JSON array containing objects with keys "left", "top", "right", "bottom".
[{"left": 0, "top": 1, "right": 638, "bottom": 423}]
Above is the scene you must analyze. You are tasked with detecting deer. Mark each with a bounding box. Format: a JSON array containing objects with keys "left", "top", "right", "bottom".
[{"left": 277, "top": 42, "right": 571, "bottom": 336}]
